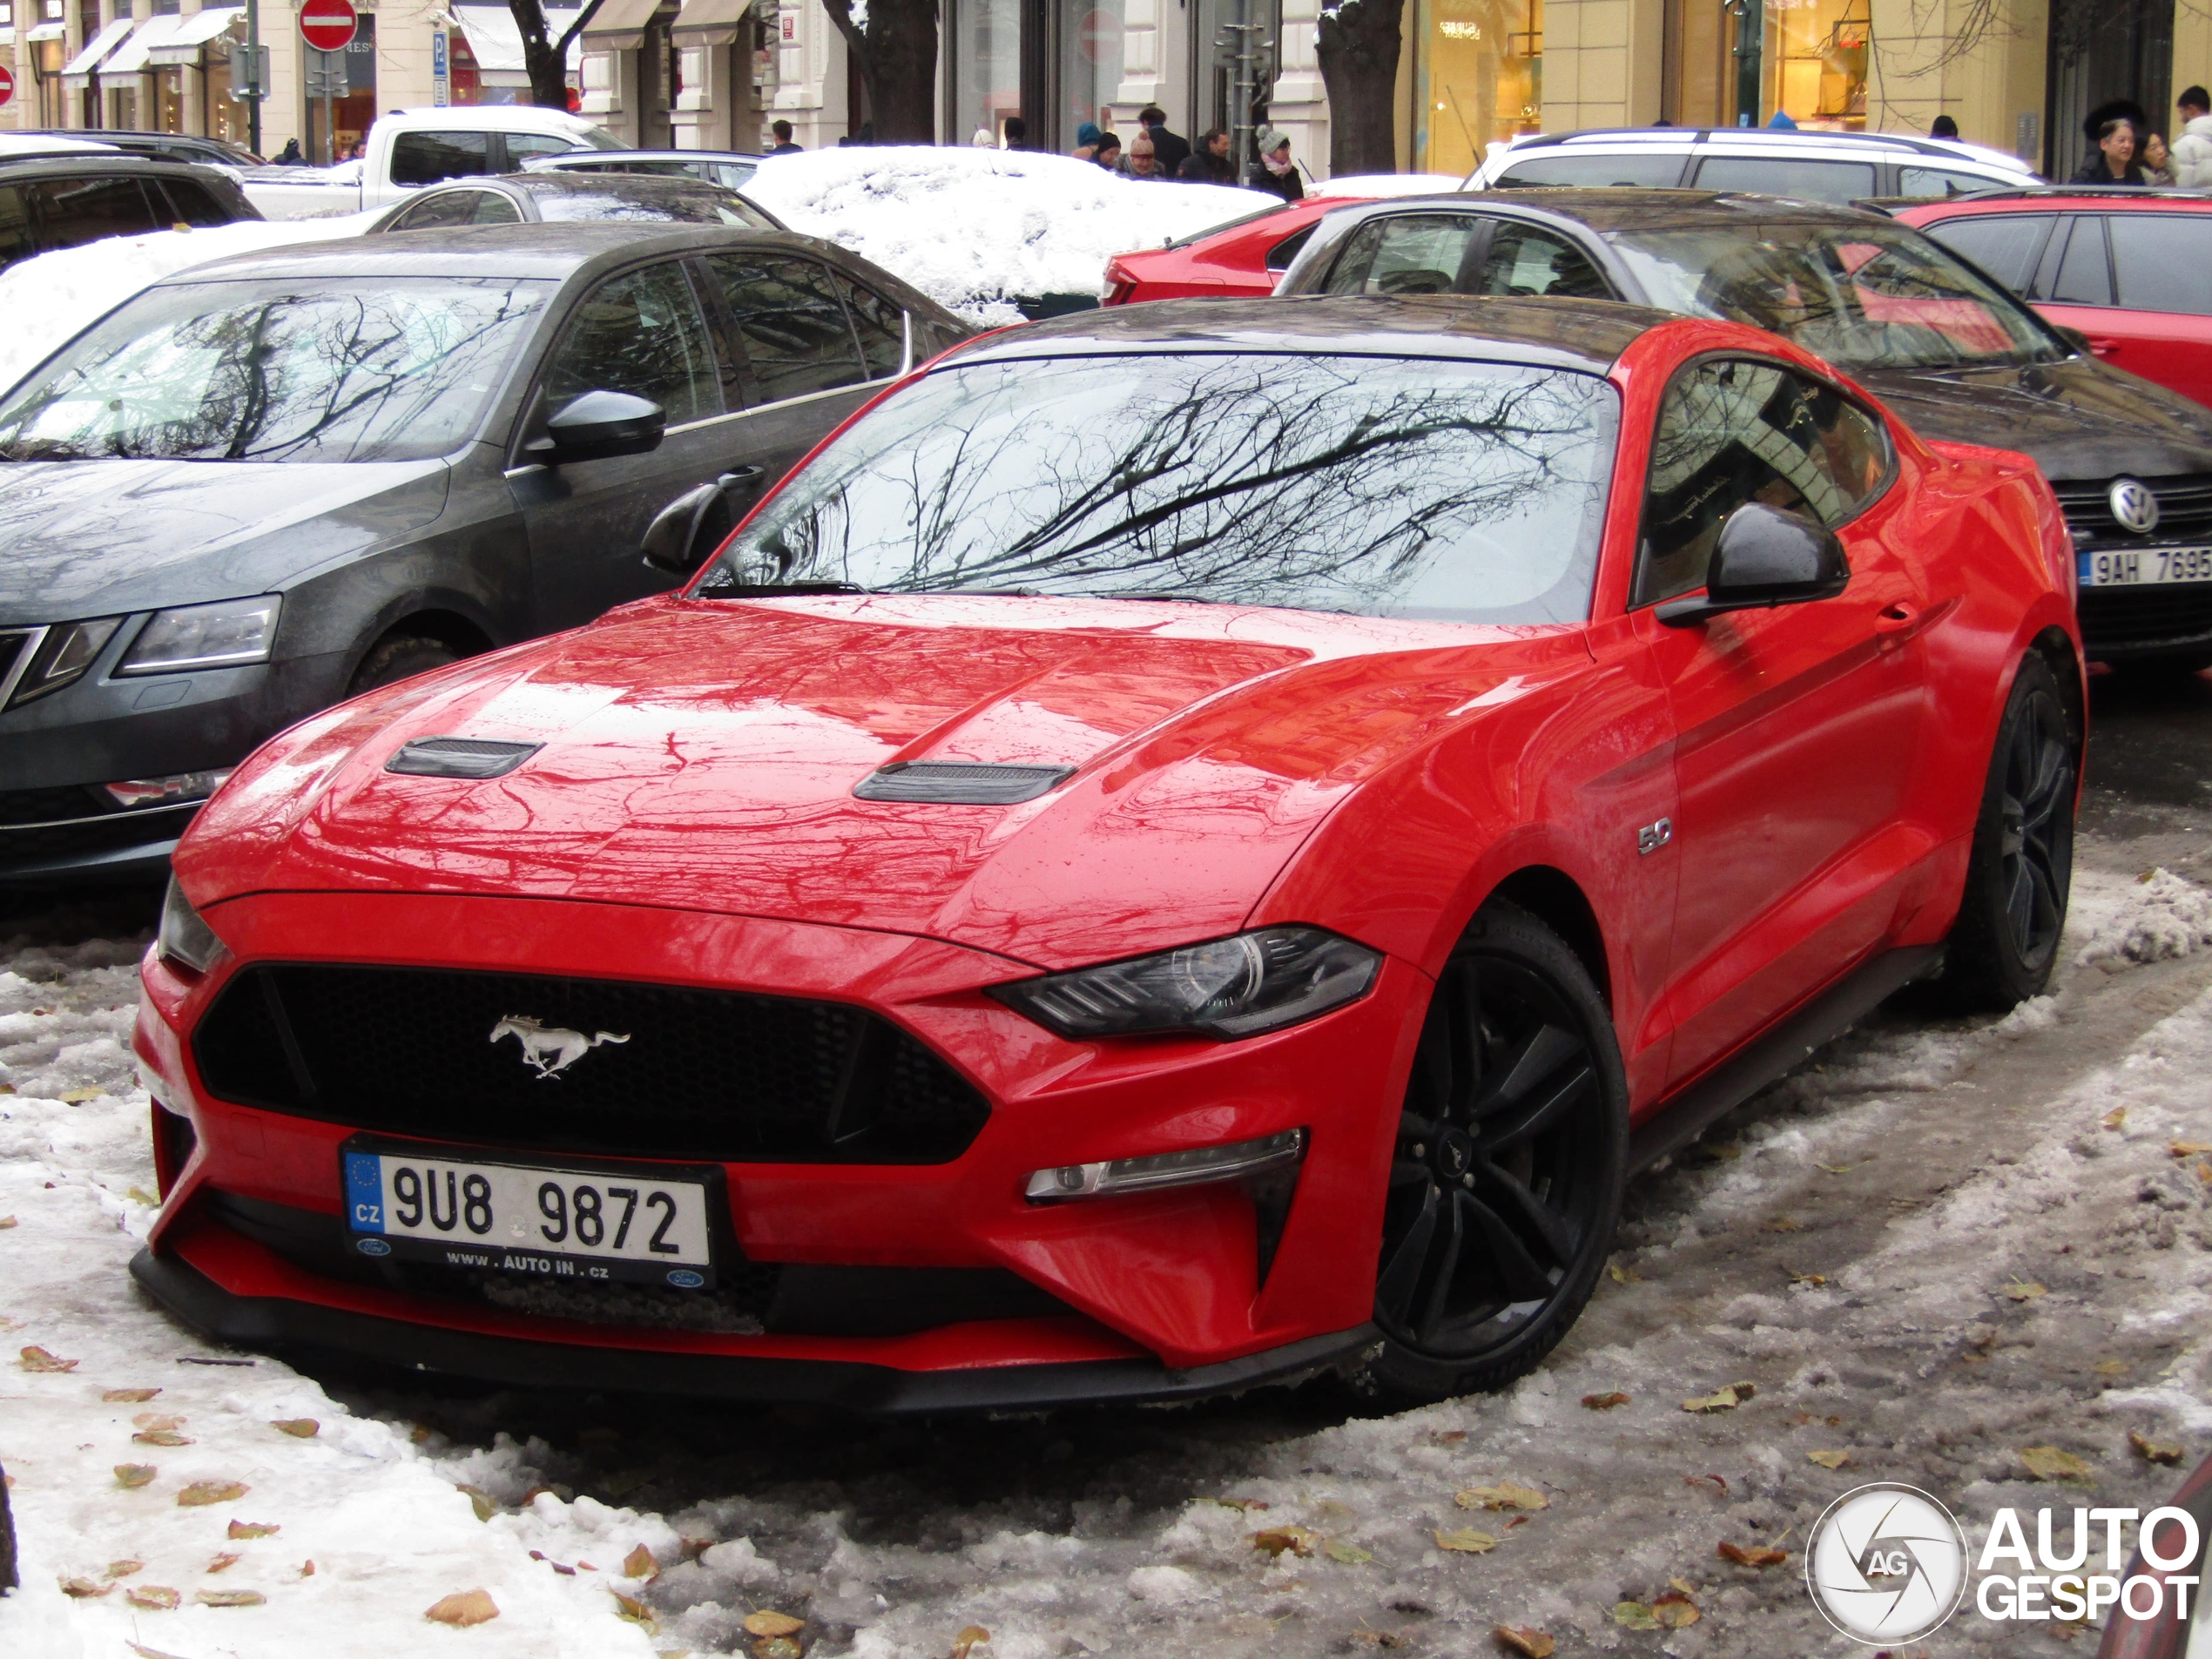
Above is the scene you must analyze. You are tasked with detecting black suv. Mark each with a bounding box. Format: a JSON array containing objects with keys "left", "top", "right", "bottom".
[
  {"left": 17, "top": 130, "right": 262, "bottom": 169},
  {"left": 0, "top": 154, "right": 260, "bottom": 273}
]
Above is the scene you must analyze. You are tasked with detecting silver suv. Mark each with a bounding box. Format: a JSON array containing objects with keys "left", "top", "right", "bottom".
[{"left": 1469, "top": 126, "right": 2041, "bottom": 206}]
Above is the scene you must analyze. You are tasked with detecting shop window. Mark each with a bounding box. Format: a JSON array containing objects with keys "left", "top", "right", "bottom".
[
  {"left": 1418, "top": 0, "right": 1542, "bottom": 177},
  {"left": 953, "top": 0, "right": 1021, "bottom": 147},
  {"left": 1764, "top": 0, "right": 1865, "bottom": 131},
  {"left": 1058, "top": 0, "right": 1123, "bottom": 137}
]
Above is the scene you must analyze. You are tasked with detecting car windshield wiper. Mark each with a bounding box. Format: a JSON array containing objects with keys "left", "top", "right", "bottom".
[{"left": 700, "top": 579, "right": 870, "bottom": 597}]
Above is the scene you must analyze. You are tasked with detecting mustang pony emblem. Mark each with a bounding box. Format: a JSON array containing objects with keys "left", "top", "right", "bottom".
[{"left": 489, "top": 1015, "right": 631, "bottom": 1079}]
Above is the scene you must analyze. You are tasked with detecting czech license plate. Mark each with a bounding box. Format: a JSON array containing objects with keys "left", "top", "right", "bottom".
[
  {"left": 342, "top": 1144, "right": 716, "bottom": 1289},
  {"left": 2079, "top": 545, "right": 2212, "bottom": 586}
]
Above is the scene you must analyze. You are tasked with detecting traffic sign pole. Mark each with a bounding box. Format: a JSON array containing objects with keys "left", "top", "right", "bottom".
[
  {"left": 298, "top": 0, "right": 360, "bottom": 162},
  {"left": 246, "top": 0, "right": 260, "bottom": 157}
]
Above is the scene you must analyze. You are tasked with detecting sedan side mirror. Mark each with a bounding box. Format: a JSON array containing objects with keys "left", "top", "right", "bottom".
[
  {"left": 525, "top": 390, "right": 665, "bottom": 467},
  {"left": 641, "top": 466, "right": 766, "bottom": 574},
  {"left": 1656, "top": 502, "right": 1851, "bottom": 627}
]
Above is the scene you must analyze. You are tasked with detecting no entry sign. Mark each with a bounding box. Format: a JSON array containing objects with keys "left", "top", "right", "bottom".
[
  {"left": 0, "top": 64, "right": 15, "bottom": 109},
  {"left": 299, "top": 0, "right": 359, "bottom": 53}
]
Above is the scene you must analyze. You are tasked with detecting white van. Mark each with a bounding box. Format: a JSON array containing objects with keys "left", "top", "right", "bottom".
[{"left": 1468, "top": 126, "right": 2042, "bottom": 205}]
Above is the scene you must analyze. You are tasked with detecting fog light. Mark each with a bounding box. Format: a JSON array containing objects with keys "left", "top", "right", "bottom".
[
  {"left": 103, "top": 768, "right": 233, "bottom": 809},
  {"left": 1024, "top": 1129, "right": 1306, "bottom": 1203}
]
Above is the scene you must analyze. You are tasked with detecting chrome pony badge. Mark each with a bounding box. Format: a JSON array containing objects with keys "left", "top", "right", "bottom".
[
  {"left": 2108, "top": 477, "right": 2161, "bottom": 536},
  {"left": 489, "top": 1015, "right": 630, "bottom": 1080}
]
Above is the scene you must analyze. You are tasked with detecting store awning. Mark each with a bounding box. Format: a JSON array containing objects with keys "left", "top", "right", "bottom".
[
  {"left": 579, "top": 0, "right": 663, "bottom": 52},
  {"left": 449, "top": 4, "right": 583, "bottom": 74},
  {"left": 103, "top": 12, "right": 186, "bottom": 76},
  {"left": 671, "top": 0, "right": 748, "bottom": 38},
  {"left": 59, "top": 14, "right": 136, "bottom": 88},
  {"left": 147, "top": 6, "right": 243, "bottom": 66},
  {"left": 24, "top": 18, "right": 69, "bottom": 40}
]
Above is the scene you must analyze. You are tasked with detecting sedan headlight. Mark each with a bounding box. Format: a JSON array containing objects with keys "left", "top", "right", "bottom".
[
  {"left": 6, "top": 617, "right": 120, "bottom": 707},
  {"left": 156, "top": 876, "right": 227, "bottom": 974},
  {"left": 990, "top": 926, "right": 1382, "bottom": 1040},
  {"left": 120, "top": 597, "right": 280, "bottom": 676}
]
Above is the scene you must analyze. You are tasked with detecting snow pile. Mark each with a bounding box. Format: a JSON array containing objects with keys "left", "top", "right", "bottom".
[
  {"left": 745, "top": 146, "right": 1263, "bottom": 322},
  {"left": 0, "top": 211, "right": 381, "bottom": 400},
  {"left": 2070, "top": 866, "right": 2212, "bottom": 968}
]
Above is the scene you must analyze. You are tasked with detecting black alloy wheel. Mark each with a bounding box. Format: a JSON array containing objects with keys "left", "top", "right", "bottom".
[
  {"left": 1359, "top": 900, "right": 1627, "bottom": 1406},
  {"left": 1936, "top": 652, "right": 2078, "bottom": 1012}
]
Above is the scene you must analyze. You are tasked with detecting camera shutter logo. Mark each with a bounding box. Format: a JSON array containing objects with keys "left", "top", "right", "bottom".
[
  {"left": 2108, "top": 477, "right": 2161, "bottom": 536},
  {"left": 1805, "top": 1483, "right": 1969, "bottom": 1643}
]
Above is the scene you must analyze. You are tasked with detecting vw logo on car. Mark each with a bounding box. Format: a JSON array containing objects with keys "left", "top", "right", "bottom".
[{"left": 2108, "top": 477, "right": 2162, "bottom": 536}]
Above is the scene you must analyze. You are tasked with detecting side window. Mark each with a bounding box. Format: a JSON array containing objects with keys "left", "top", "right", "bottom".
[
  {"left": 501, "top": 132, "right": 582, "bottom": 170},
  {"left": 1898, "top": 165, "right": 1998, "bottom": 199},
  {"left": 1472, "top": 225, "right": 1610, "bottom": 300},
  {"left": 388, "top": 191, "right": 484, "bottom": 232},
  {"left": 833, "top": 271, "right": 907, "bottom": 378},
  {"left": 156, "top": 179, "right": 230, "bottom": 227},
  {"left": 391, "top": 131, "right": 492, "bottom": 188},
  {"left": 27, "top": 176, "right": 162, "bottom": 251},
  {"left": 543, "top": 260, "right": 723, "bottom": 429},
  {"left": 469, "top": 191, "right": 523, "bottom": 225},
  {"left": 1322, "top": 214, "right": 1482, "bottom": 296},
  {"left": 701, "top": 254, "right": 865, "bottom": 403},
  {"left": 2107, "top": 215, "right": 2212, "bottom": 317},
  {"left": 1494, "top": 153, "right": 1687, "bottom": 188},
  {"left": 1638, "top": 358, "right": 1888, "bottom": 608},
  {"left": 2048, "top": 217, "right": 2111, "bottom": 307},
  {"left": 0, "top": 185, "right": 37, "bottom": 268},
  {"left": 1918, "top": 213, "right": 2053, "bottom": 297},
  {"left": 1691, "top": 155, "right": 1878, "bottom": 205},
  {"left": 1264, "top": 223, "right": 1316, "bottom": 272}
]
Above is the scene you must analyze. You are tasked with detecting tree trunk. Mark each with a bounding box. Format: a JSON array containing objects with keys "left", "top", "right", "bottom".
[
  {"left": 507, "top": 0, "right": 607, "bottom": 110},
  {"left": 1316, "top": 0, "right": 1406, "bottom": 176},
  {"left": 822, "top": 0, "right": 941, "bottom": 143}
]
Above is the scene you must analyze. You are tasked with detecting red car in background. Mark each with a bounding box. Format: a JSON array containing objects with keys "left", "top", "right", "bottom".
[
  {"left": 1102, "top": 194, "right": 1380, "bottom": 305},
  {"left": 1899, "top": 190, "right": 2212, "bottom": 408}
]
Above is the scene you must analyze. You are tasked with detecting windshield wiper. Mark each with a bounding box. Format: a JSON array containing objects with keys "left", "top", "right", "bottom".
[{"left": 700, "top": 579, "right": 870, "bottom": 597}]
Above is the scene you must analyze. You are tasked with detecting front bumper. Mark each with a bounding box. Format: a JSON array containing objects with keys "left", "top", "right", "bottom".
[{"left": 133, "top": 890, "right": 1426, "bottom": 1403}]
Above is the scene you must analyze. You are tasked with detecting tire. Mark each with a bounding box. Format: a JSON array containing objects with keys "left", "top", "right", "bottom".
[
  {"left": 1352, "top": 900, "right": 1629, "bottom": 1407},
  {"left": 1933, "top": 653, "right": 2077, "bottom": 1012},
  {"left": 348, "top": 633, "right": 461, "bottom": 696}
]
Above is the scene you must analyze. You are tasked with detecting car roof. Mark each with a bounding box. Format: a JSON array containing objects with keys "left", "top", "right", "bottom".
[
  {"left": 1332, "top": 186, "right": 1892, "bottom": 235},
  {"left": 0, "top": 154, "right": 239, "bottom": 185},
  {"left": 537, "top": 149, "right": 763, "bottom": 164},
  {"left": 158, "top": 223, "right": 826, "bottom": 285},
  {"left": 1903, "top": 186, "right": 2212, "bottom": 213},
  {"left": 380, "top": 105, "right": 610, "bottom": 135},
  {"left": 461, "top": 171, "right": 748, "bottom": 201},
  {"left": 948, "top": 293, "right": 1677, "bottom": 374},
  {"left": 1497, "top": 125, "right": 2039, "bottom": 172}
]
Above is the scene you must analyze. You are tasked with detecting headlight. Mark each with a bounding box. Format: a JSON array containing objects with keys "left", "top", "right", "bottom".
[
  {"left": 157, "top": 877, "right": 227, "bottom": 974},
  {"left": 5, "top": 617, "right": 120, "bottom": 707},
  {"left": 104, "top": 769, "right": 234, "bottom": 809},
  {"left": 120, "top": 597, "right": 280, "bottom": 676},
  {"left": 989, "top": 926, "right": 1382, "bottom": 1040}
]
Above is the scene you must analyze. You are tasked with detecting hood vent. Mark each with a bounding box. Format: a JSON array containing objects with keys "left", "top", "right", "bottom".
[
  {"left": 853, "top": 761, "right": 1076, "bottom": 805},
  {"left": 385, "top": 737, "right": 543, "bottom": 780}
]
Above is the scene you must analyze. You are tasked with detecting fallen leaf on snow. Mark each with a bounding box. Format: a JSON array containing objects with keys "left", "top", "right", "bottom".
[
  {"left": 1581, "top": 1392, "right": 1630, "bottom": 1411},
  {"left": 1432, "top": 1430, "right": 1467, "bottom": 1444},
  {"left": 1607, "top": 1262, "right": 1641, "bottom": 1284},
  {"left": 1204, "top": 1496, "right": 1270, "bottom": 1512},
  {"left": 58, "top": 1087, "right": 104, "bottom": 1103},
  {"left": 426, "top": 1589, "right": 501, "bottom": 1626},
  {"left": 271, "top": 1418, "right": 319, "bottom": 1438},
  {"left": 1325, "top": 1539, "right": 1374, "bottom": 1565},
  {"left": 1816, "top": 1161, "right": 1859, "bottom": 1175},
  {"left": 125, "top": 1187, "right": 160, "bottom": 1207},
  {"left": 949, "top": 1627, "right": 992, "bottom": 1659},
  {"left": 58, "top": 1575, "right": 113, "bottom": 1597},
  {"left": 104, "top": 1387, "right": 159, "bottom": 1402},
  {"left": 1808, "top": 1450, "right": 1852, "bottom": 1469},
  {"left": 1717, "top": 1541, "right": 1789, "bottom": 1568},
  {"left": 624, "top": 1543, "right": 660, "bottom": 1581},
  {"left": 2004, "top": 1280, "right": 2047, "bottom": 1302},
  {"left": 1682, "top": 1386, "right": 1743, "bottom": 1413},
  {"left": 756, "top": 1640, "right": 804, "bottom": 1659},
  {"left": 1669, "top": 1577, "right": 1698, "bottom": 1595},
  {"left": 1789, "top": 1271, "right": 1831, "bottom": 1288},
  {"left": 105, "top": 1560, "right": 144, "bottom": 1578},
  {"left": 2130, "top": 1430, "right": 2184, "bottom": 1465},
  {"left": 128, "top": 1644, "right": 191, "bottom": 1659},
  {"left": 300, "top": 1561, "right": 315, "bottom": 1577},
  {"left": 113, "top": 1464, "right": 157, "bottom": 1488},
  {"left": 1613, "top": 1601, "right": 1660, "bottom": 1629},
  {"left": 195, "top": 1588, "right": 265, "bottom": 1608},
  {"left": 1684, "top": 1474, "right": 1730, "bottom": 1496},
  {"left": 2022, "top": 1446, "right": 2094, "bottom": 1481},
  {"left": 126, "top": 1585, "right": 181, "bottom": 1610},
  {"left": 206, "top": 1552, "right": 241, "bottom": 1574},
  {"left": 1652, "top": 1589, "right": 1700, "bottom": 1628},
  {"left": 2094, "top": 1359, "right": 2129, "bottom": 1376},
  {"left": 1251, "top": 1525, "right": 1318, "bottom": 1557},
  {"left": 455, "top": 1482, "right": 496, "bottom": 1521},
  {"left": 1434, "top": 1527, "right": 1498, "bottom": 1554},
  {"left": 228, "top": 1520, "right": 280, "bottom": 1539},
  {"left": 0, "top": 1217, "right": 16, "bottom": 1229},
  {"left": 178, "top": 1480, "right": 249, "bottom": 1507},
  {"left": 1492, "top": 1627, "right": 1554, "bottom": 1658},
  {"left": 1763, "top": 1215, "right": 1805, "bottom": 1232},
  {"left": 2169, "top": 1141, "right": 2212, "bottom": 1158},
  {"left": 18, "top": 1345, "right": 78, "bottom": 1372},
  {"left": 610, "top": 1590, "right": 657, "bottom": 1630},
  {"left": 1456, "top": 1483, "right": 1547, "bottom": 1511},
  {"left": 743, "top": 1610, "right": 806, "bottom": 1637},
  {"left": 133, "top": 1429, "right": 192, "bottom": 1447},
  {"left": 2101, "top": 1107, "right": 2127, "bottom": 1130}
]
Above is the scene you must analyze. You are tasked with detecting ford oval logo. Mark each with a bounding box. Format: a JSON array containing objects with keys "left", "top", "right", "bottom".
[
  {"left": 2108, "top": 477, "right": 2161, "bottom": 536},
  {"left": 355, "top": 1237, "right": 393, "bottom": 1257},
  {"left": 665, "top": 1269, "right": 705, "bottom": 1289}
]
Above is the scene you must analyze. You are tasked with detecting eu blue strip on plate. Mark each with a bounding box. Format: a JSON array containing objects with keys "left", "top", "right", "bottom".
[{"left": 344, "top": 1152, "right": 385, "bottom": 1233}]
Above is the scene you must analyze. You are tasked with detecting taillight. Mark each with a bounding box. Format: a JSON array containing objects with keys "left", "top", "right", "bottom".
[{"left": 1102, "top": 260, "right": 1138, "bottom": 306}]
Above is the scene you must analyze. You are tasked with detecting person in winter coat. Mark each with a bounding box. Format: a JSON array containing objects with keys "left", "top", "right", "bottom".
[
  {"left": 1092, "top": 134, "right": 1123, "bottom": 171},
  {"left": 1245, "top": 127, "right": 1305, "bottom": 202},
  {"left": 2073, "top": 118, "right": 2148, "bottom": 185},
  {"left": 1117, "top": 136, "right": 1167, "bottom": 180},
  {"left": 1136, "top": 107, "right": 1190, "bottom": 177},
  {"left": 2142, "top": 131, "right": 2176, "bottom": 185},
  {"left": 1197, "top": 128, "right": 1237, "bottom": 185},
  {"left": 1071, "top": 121, "right": 1103, "bottom": 162},
  {"left": 2172, "top": 86, "right": 2212, "bottom": 187}
]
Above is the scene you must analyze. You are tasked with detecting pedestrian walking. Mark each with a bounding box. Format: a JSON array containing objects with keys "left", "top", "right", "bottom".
[
  {"left": 2143, "top": 130, "right": 2176, "bottom": 185},
  {"left": 766, "top": 119, "right": 802, "bottom": 156},
  {"left": 2073, "top": 117, "right": 2148, "bottom": 185},
  {"left": 2172, "top": 86, "right": 2212, "bottom": 186},
  {"left": 1245, "top": 128, "right": 1305, "bottom": 201},
  {"left": 1137, "top": 106, "right": 1190, "bottom": 176}
]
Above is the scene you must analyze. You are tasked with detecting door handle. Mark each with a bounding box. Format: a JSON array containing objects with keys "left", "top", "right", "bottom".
[
  {"left": 2086, "top": 337, "right": 2121, "bottom": 357},
  {"left": 1875, "top": 601, "right": 1920, "bottom": 652}
]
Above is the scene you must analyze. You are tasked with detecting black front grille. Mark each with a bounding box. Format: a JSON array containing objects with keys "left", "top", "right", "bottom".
[
  {"left": 193, "top": 965, "right": 991, "bottom": 1164},
  {"left": 2077, "top": 583, "right": 2212, "bottom": 647},
  {"left": 0, "top": 786, "right": 200, "bottom": 860},
  {"left": 2051, "top": 473, "right": 2212, "bottom": 544},
  {"left": 0, "top": 629, "right": 35, "bottom": 691}
]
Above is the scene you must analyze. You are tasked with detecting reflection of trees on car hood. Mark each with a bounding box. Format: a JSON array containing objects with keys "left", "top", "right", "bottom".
[{"left": 711, "top": 354, "right": 1618, "bottom": 624}]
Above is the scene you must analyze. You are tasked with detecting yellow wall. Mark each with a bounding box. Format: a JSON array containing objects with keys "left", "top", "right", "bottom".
[
  {"left": 1864, "top": 0, "right": 2046, "bottom": 161},
  {"left": 1540, "top": 0, "right": 1664, "bottom": 128}
]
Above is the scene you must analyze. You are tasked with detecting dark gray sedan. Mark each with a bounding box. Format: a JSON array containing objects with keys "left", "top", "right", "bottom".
[
  {"left": 0, "top": 224, "right": 970, "bottom": 883},
  {"left": 365, "top": 171, "right": 785, "bottom": 234}
]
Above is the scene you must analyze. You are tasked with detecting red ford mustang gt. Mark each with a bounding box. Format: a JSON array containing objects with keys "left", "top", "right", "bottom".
[{"left": 132, "top": 296, "right": 2083, "bottom": 1413}]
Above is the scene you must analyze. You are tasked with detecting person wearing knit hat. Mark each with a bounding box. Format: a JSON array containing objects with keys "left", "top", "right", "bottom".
[
  {"left": 1244, "top": 127, "right": 1304, "bottom": 202},
  {"left": 1072, "top": 121, "right": 1103, "bottom": 162}
]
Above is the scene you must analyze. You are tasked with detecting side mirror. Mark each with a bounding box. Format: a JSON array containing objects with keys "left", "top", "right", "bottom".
[
  {"left": 641, "top": 466, "right": 765, "bottom": 574},
  {"left": 525, "top": 389, "right": 664, "bottom": 467},
  {"left": 1656, "top": 502, "right": 1851, "bottom": 627},
  {"left": 2053, "top": 324, "right": 2093, "bottom": 355}
]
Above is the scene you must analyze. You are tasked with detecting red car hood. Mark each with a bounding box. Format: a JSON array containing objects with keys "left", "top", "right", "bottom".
[{"left": 181, "top": 594, "right": 1584, "bottom": 968}]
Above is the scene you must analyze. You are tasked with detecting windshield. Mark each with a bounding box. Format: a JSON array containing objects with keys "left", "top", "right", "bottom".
[
  {"left": 0, "top": 277, "right": 548, "bottom": 462},
  {"left": 576, "top": 125, "right": 626, "bottom": 151},
  {"left": 698, "top": 353, "right": 1618, "bottom": 624},
  {"left": 1604, "top": 219, "right": 2064, "bottom": 370},
  {"left": 531, "top": 186, "right": 776, "bottom": 229}
]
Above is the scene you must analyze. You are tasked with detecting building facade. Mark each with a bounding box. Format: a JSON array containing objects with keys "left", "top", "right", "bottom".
[{"left": 2, "top": 0, "right": 2204, "bottom": 181}]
